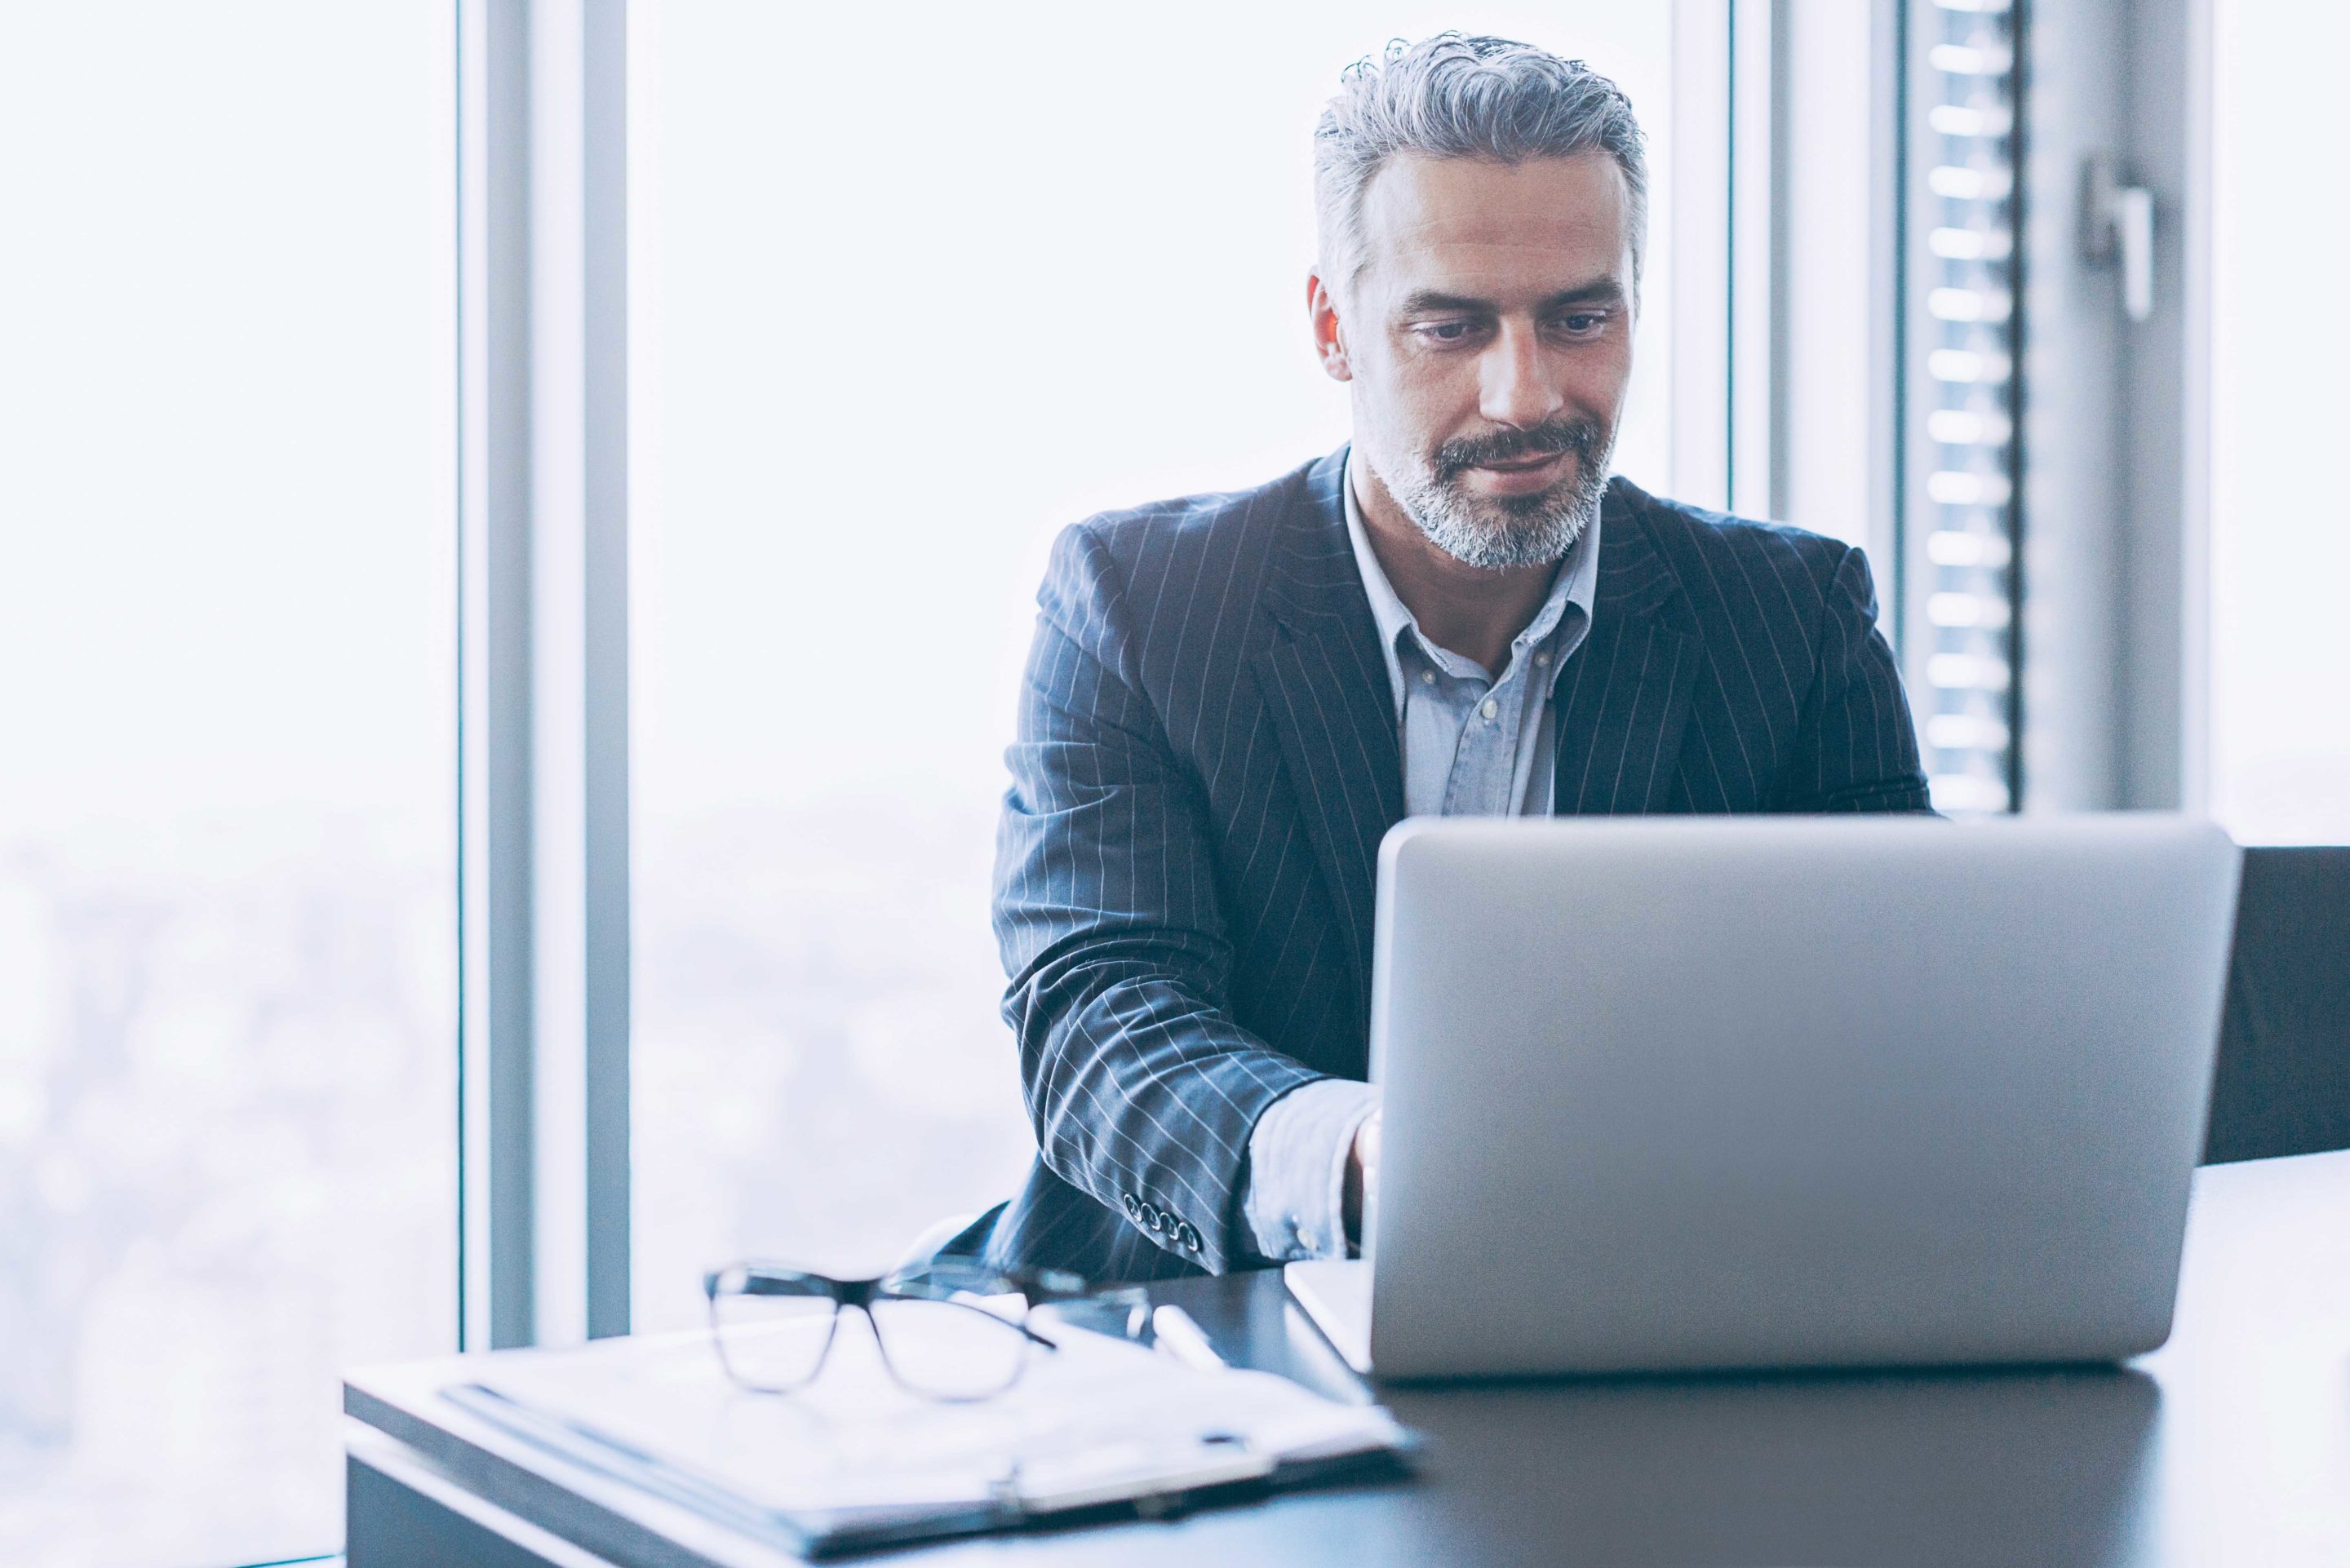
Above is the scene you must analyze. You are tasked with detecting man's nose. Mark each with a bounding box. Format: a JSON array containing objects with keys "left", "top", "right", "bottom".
[{"left": 1479, "top": 321, "right": 1567, "bottom": 430}]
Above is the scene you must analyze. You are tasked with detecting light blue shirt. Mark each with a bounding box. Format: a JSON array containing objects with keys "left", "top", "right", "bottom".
[{"left": 1242, "top": 457, "right": 1601, "bottom": 1263}]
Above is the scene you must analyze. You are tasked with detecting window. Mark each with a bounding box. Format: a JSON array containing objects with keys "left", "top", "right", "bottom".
[
  {"left": 0, "top": 6, "right": 458, "bottom": 1562},
  {"left": 2206, "top": 0, "right": 2350, "bottom": 844},
  {"left": 24, "top": 4, "right": 2299, "bottom": 1557},
  {"left": 625, "top": 4, "right": 1677, "bottom": 1331}
]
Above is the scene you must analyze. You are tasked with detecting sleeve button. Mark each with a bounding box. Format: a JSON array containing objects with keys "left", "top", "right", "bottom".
[{"left": 1121, "top": 1193, "right": 1141, "bottom": 1219}]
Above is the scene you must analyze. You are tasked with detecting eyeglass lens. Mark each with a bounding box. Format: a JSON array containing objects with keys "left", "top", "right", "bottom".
[
  {"left": 708, "top": 1267, "right": 840, "bottom": 1392},
  {"left": 710, "top": 1265, "right": 1041, "bottom": 1401},
  {"left": 867, "top": 1296, "right": 1032, "bottom": 1401}
]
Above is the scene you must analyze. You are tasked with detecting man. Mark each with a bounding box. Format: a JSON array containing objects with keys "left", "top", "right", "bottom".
[{"left": 981, "top": 35, "right": 1930, "bottom": 1283}]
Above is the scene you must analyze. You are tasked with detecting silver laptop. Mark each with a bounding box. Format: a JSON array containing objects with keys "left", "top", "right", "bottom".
[{"left": 1288, "top": 815, "right": 2241, "bottom": 1379}]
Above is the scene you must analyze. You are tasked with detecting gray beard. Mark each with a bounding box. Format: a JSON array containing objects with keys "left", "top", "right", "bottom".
[{"left": 1388, "top": 443, "right": 1612, "bottom": 572}]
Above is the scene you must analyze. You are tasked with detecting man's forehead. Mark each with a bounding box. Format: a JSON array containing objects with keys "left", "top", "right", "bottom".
[{"left": 1357, "top": 151, "right": 1632, "bottom": 299}]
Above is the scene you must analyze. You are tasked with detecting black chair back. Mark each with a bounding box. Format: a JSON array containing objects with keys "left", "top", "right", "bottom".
[{"left": 2203, "top": 846, "right": 2350, "bottom": 1163}]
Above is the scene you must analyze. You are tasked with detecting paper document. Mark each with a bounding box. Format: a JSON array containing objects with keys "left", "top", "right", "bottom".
[{"left": 445, "top": 1313, "right": 1412, "bottom": 1557}]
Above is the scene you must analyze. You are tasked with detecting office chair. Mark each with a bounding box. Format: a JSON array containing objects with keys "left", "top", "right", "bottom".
[{"left": 2203, "top": 846, "right": 2350, "bottom": 1163}]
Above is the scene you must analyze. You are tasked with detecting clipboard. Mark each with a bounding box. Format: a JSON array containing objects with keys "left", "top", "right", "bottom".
[{"left": 441, "top": 1314, "right": 1416, "bottom": 1558}]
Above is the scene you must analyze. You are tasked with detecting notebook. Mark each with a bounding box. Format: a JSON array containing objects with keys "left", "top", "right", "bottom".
[{"left": 443, "top": 1311, "right": 1413, "bottom": 1558}]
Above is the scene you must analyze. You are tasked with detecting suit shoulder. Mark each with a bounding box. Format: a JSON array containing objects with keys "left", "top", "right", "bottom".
[
  {"left": 1625, "top": 484, "right": 1852, "bottom": 573},
  {"left": 1616, "top": 480, "right": 1869, "bottom": 613},
  {"left": 1047, "top": 454, "right": 1330, "bottom": 609}
]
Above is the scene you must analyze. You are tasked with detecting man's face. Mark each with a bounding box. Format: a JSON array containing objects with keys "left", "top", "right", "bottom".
[{"left": 1321, "top": 151, "right": 1637, "bottom": 571}]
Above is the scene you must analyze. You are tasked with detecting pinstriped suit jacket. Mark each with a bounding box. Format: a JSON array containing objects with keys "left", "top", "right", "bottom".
[{"left": 986, "top": 446, "right": 1930, "bottom": 1282}]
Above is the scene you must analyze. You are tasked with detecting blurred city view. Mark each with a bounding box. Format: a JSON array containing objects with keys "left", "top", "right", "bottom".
[
  {"left": 631, "top": 796, "right": 1038, "bottom": 1333},
  {"left": 0, "top": 814, "right": 454, "bottom": 1566},
  {"left": 0, "top": 7, "right": 459, "bottom": 1562}
]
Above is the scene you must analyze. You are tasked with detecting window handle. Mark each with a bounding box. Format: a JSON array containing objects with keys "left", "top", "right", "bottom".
[{"left": 2083, "top": 153, "right": 2155, "bottom": 324}]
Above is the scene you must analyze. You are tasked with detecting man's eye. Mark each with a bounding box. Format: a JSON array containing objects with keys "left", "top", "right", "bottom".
[
  {"left": 1420, "top": 321, "right": 1476, "bottom": 343},
  {"left": 1552, "top": 312, "right": 1605, "bottom": 334}
]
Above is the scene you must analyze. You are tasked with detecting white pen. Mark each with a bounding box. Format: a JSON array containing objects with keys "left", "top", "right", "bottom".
[{"left": 1150, "top": 1304, "right": 1227, "bottom": 1371}]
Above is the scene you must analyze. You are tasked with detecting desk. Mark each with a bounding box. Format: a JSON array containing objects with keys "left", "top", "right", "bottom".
[{"left": 345, "top": 1149, "right": 2350, "bottom": 1566}]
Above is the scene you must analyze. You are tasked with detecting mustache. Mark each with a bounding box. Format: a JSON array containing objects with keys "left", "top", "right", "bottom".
[{"left": 1434, "top": 419, "right": 1602, "bottom": 483}]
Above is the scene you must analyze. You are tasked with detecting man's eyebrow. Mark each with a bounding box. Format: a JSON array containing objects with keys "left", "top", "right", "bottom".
[
  {"left": 1539, "top": 280, "right": 1629, "bottom": 310},
  {"left": 1394, "top": 290, "right": 1493, "bottom": 315},
  {"left": 1394, "top": 280, "right": 1629, "bottom": 316}
]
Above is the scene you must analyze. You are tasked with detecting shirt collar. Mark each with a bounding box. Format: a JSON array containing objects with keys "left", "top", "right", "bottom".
[{"left": 1341, "top": 449, "right": 1602, "bottom": 706}]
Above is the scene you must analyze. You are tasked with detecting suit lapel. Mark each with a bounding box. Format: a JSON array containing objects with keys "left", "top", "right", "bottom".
[
  {"left": 1552, "top": 481, "right": 1704, "bottom": 814},
  {"left": 1248, "top": 450, "right": 1404, "bottom": 1002}
]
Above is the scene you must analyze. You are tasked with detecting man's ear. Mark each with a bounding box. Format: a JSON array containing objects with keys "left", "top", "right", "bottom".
[{"left": 1307, "top": 271, "right": 1353, "bottom": 383}]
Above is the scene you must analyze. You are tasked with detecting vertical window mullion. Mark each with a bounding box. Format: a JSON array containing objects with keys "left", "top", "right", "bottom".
[{"left": 459, "top": 0, "right": 631, "bottom": 1353}]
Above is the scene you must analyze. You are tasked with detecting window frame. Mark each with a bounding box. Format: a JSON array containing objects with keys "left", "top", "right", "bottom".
[
  {"left": 458, "top": 0, "right": 633, "bottom": 1349},
  {"left": 465, "top": 0, "right": 2153, "bottom": 1345}
]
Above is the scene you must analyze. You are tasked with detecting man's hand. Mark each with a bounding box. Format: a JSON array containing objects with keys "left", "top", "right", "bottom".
[{"left": 1342, "top": 1110, "right": 1383, "bottom": 1251}]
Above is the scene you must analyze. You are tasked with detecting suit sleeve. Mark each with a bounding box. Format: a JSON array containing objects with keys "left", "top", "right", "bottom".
[
  {"left": 992, "top": 522, "right": 1324, "bottom": 1273},
  {"left": 1782, "top": 543, "right": 1935, "bottom": 813}
]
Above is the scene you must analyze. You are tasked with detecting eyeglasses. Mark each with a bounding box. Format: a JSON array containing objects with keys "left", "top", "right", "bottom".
[{"left": 702, "top": 1258, "right": 1115, "bottom": 1403}]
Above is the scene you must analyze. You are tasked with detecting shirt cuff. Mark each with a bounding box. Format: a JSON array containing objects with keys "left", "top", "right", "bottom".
[{"left": 1242, "top": 1078, "right": 1382, "bottom": 1263}]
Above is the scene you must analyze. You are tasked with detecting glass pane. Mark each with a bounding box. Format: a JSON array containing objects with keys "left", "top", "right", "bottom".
[
  {"left": 628, "top": 6, "right": 1674, "bottom": 1330},
  {"left": 2208, "top": 2, "right": 2350, "bottom": 844},
  {"left": 0, "top": 6, "right": 458, "bottom": 1563}
]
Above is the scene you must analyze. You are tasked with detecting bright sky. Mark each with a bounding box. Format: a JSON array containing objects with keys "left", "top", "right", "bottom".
[
  {"left": 2208, "top": 0, "right": 2350, "bottom": 842},
  {"left": 0, "top": 4, "right": 456, "bottom": 845}
]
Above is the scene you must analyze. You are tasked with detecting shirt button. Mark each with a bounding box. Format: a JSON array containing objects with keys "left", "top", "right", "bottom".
[
  {"left": 1534, "top": 651, "right": 1550, "bottom": 667},
  {"left": 1479, "top": 698, "right": 1499, "bottom": 721},
  {"left": 1420, "top": 669, "right": 1438, "bottom": 685}
]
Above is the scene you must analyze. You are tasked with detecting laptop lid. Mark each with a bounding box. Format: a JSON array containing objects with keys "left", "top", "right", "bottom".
[{"left": 1363, "top": 815, "right": 2241, "bottom": 1379}]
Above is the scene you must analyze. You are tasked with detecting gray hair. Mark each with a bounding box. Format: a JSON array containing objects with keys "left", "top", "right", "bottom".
[{"left": 1313, "top": 33, "right": 1649, "bottom": 301}]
